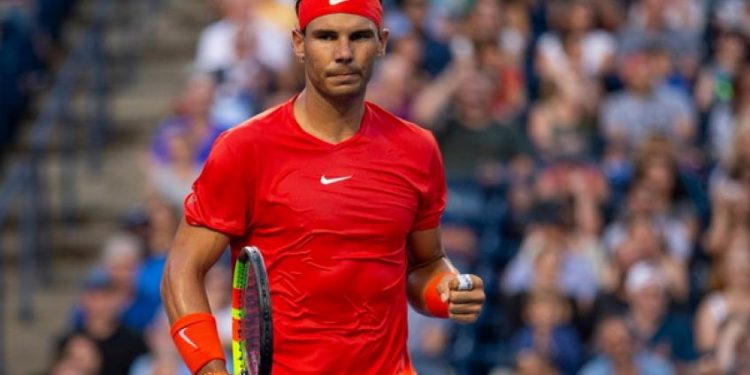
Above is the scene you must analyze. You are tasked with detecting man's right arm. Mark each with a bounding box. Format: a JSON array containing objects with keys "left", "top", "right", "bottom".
[{"left": 161, "top": 217, "right": 231, "bottom": 374}]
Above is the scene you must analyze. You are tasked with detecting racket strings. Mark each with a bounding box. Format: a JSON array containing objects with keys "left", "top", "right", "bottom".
[{"left": 232, "top": 247, "right": 272, "bottom": 375}]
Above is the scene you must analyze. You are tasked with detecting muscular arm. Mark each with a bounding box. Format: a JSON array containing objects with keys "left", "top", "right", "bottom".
[
  {"left": 406, "top": 227, "right": 456, "bottom": 314},
  {"left": 161, "top": 217, "right": 231, "bottom": 374},
  {"left": 406, "top": 228, "right": 484, "bottom": 323}
]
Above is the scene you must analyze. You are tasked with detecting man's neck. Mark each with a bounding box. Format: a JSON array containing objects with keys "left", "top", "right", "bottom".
[
  {"left": 293, "top": 87, "right": 366, "bottom": 144},
  {"left": 629, "top": 309, "right": 660, "bottom": 337}
]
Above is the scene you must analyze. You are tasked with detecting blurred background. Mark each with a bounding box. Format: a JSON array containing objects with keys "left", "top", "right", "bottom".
[{"left": 2, "top": 0, "right": 750, "bottom": 374}]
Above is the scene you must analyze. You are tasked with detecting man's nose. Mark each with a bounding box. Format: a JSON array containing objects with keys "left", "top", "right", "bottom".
[{"left": 334, "top": 39, "right": 354, "bottom": 63}]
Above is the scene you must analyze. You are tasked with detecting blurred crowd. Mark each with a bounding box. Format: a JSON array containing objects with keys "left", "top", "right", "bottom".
[
  {"left": 0, "top": 0, "right": 75, "bottom": 151},
  {"left": 45, "top": 0, "right": 750, "bottom": 374}
]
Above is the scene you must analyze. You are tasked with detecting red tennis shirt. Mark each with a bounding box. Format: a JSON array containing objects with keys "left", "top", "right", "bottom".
[{"left": 184, "top": 96, "right": 447, "bottom": 374}]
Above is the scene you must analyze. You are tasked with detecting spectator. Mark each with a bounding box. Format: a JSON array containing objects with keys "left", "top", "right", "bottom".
[
  {"left": 622, "top": 262, "right": 697, "bottom": 367},
  {"left": 150, "top": 75, "right": 222, "bottom": 167},
  {"left": 694, "top": 30, "right": 747, "bottom": 119},
  {"left": 194, "top": 0, "right": 252, "bottom": 75},
  {"left": 536, "top": 0, "right": 617, "bottom": 80},
  {"left": 415, "top": 65, "right": 526, "bottom": 184},
  {"left": 529, "top": 77, "right": 598, "bottom": 163},
  {"left": 705, "top": 123, "right": 750, "bottom": 255},
  {"left": 632, "top": 136, "right": 701, "bottom": 245},
  {"left": 620, "top": 0, "right": 703, "bottom": 79},
  {"left": 503, "top": 199, "right": 599, "bottom": 311},
  {"left": 709, "top": 111, "right": 750, "bottom": 191},
  {"left": 385, "top": 0, "right": 452, "bottom": 77},
  {"left": 579, "top": 315, "right": 674, "bottom": 375},
  {"left": 712, "top": 0, "right": 750, "bottom": 37},
  {"left": 602, "top": 214, "right": 689, "bottom": 302},
  {"left": 712, "top": 314, "right": 750, "bottom": 374},
  {"left": 98, "top": 233, "right": 142, "bottom": 310},
  {"left": 599, "top": 50, "right": 697, "bottom": 157},
  {"left": 58, "top": 269, "right": 148, "bottom": 375},
  {"left": 707, "top": 64, "right": 750, "bottom": 165},
  {"left": 121, "top": 199, "right": 177, "bottom": 332},
  {"left": 50, "top": 334, "right": 102, "bottom": 375},
  {"left": 604, "top": 136, "right": 701, "bottom": 266},
  {"left": 498, "top": 0, "right": 532, "bottom": 64},
  {"left": 477, "top": 39, "right": 527, "bottom": 123},
  {"left": 194, "top": 0, "right": 291, "bottom": 76},
  {"left": 366, "top": 54, "right": 422, "bottom": 120},
  {"left": 511, "top": 290, "right": 583, "bottom": 375},
  {"left": 146, "top": 125, "right": 202, "bottom": 208},
  {"left": 695, "top": 236, "right": 750, "bottom": 354},
  {"left": 532, "top": 164, "right": 608, "bottom": 283}
]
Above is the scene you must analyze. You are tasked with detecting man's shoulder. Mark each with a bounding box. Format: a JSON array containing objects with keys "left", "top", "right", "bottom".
[
  {"left": 218, "top": 101, "right": 289, "bottom": 146},
  {"left": 366, "top": 101, "right": 438, "bottom": 149}
]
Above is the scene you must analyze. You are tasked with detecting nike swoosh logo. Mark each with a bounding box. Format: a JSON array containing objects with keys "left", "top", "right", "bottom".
[
  {"left": 320, "top": 175, "right": 352, "bottom": 185},
  {"left": 178, "top": 328, "right": 198, "bottom": 349},
  {"left": 329, "top": 0, "right": 349, "bottom": 5}
]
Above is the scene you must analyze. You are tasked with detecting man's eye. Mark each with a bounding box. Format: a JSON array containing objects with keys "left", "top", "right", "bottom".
[{"left": 351, "top": 33, "right": 373, "bottom": 41}]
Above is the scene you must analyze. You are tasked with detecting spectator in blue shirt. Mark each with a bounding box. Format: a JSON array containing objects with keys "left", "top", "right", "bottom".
[{"left": 580, "top": 315, "right": 674, "bottom": 375}]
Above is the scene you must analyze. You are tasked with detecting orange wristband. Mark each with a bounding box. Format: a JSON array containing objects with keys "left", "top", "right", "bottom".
[
  {"left": 423, "top": 272, "right": 454, "bottom": 318},
  {"left": 170, "top": 312, "right": 226, "bottom": 374}
]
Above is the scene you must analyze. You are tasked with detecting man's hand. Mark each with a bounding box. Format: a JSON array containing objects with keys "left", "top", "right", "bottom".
[
  {"left": 436, "top": 274, "right": 485, "bottom": 324},
  {"left": 197, "top": 359, "right": 229, "bottom": 375}
]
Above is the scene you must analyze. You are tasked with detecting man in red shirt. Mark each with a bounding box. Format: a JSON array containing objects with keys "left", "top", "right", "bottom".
[{"left": 161, "top": 0, "right": 486, "bottom": 374}]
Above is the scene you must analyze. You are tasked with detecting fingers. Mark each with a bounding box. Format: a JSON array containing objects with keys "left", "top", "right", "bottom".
[
  {"left": 446, "top": 274, "right": 485, "bottom": 324},
  {"left": 449, "top": 300, "right": 483, "bottom": 315},
  {"left": 449, "top": 289, "right": 485, "bottom": 304},
  {"left": 448, "top": 274, "right": 484, "bottom": 291},
  {"left": 450, "top": 313, "right": 480, "bottom": 324}
]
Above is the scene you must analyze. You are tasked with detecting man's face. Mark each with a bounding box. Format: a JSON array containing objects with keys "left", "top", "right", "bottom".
[
  {"left": 628, "top": 283, "right": 667, "bottom": 319},
  {"left": 293, "top": 14, "right": 388, "bottom": 99},
  {"left": 599, "top": 319, "right": 634, "bottom": 361}
]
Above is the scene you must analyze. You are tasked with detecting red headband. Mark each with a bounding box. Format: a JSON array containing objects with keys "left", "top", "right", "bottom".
[{"left": 298, "top": 0, "right": 383, "bottom": 31}]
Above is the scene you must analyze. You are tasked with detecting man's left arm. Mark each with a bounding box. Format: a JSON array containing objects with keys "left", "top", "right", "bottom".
[{"left": 406, "top": 227, "right": 485, "bottom": 324}]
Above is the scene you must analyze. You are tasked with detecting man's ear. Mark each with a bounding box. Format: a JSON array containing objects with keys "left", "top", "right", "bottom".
[
  {"left": 292, "top": 29, "right": 305, "bottom": 62},
  {"left": 378, "top": 28, "right": 390, "bottom": 56}
]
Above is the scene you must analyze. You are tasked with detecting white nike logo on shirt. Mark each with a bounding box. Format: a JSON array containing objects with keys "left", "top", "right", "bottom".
[
  {"left": 178, "top": 328, "right": 198, "bottom": 349},
  {"left": 320, "top": 175, "right": 352, "bottom": 185},
  {"left": 329, "top": 0, "right": 349, "bottom": 5}
]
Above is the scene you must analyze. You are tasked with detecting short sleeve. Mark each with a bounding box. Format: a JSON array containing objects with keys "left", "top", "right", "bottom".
[
  {"left": 412, "top": 137, "right": 447, "bottom": 231},
  {"left": 184, "top": 132, "right": 252, "bottom": 237}
]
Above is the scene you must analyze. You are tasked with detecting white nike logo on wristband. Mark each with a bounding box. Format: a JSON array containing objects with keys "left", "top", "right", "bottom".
[
  {"left": 178, "top": 328, "right": 198, "bottom": 349},
  {"left": 329, "top": 0, "right": 350, "bottom": 5}
]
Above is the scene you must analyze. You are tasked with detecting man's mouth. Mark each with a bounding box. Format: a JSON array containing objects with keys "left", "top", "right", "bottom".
[{"left": 329, "top": 71, "right": 359, "bottom": 77}]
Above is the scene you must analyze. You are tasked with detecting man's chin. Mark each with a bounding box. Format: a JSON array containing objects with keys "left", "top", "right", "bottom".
[{"left": 323, "top": 85, "right": 366, "bottom": 99}]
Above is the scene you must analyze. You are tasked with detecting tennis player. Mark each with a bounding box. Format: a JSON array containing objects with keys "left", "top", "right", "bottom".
[{"left": 161, "top": 0, "right": 486, "bottom": 374}]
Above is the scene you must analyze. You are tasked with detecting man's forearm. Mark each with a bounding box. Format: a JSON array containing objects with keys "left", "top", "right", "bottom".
[
  {"left": 162, "top": 260, "right": 229, "bottom": 375},
  {"left": 162, "top": 259, "right": 213, "bottom": 322}
]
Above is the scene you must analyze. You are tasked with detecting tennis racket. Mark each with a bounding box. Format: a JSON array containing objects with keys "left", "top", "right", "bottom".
[{"left": 232, "top": 246, "right": 273, "bottom": 375}]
